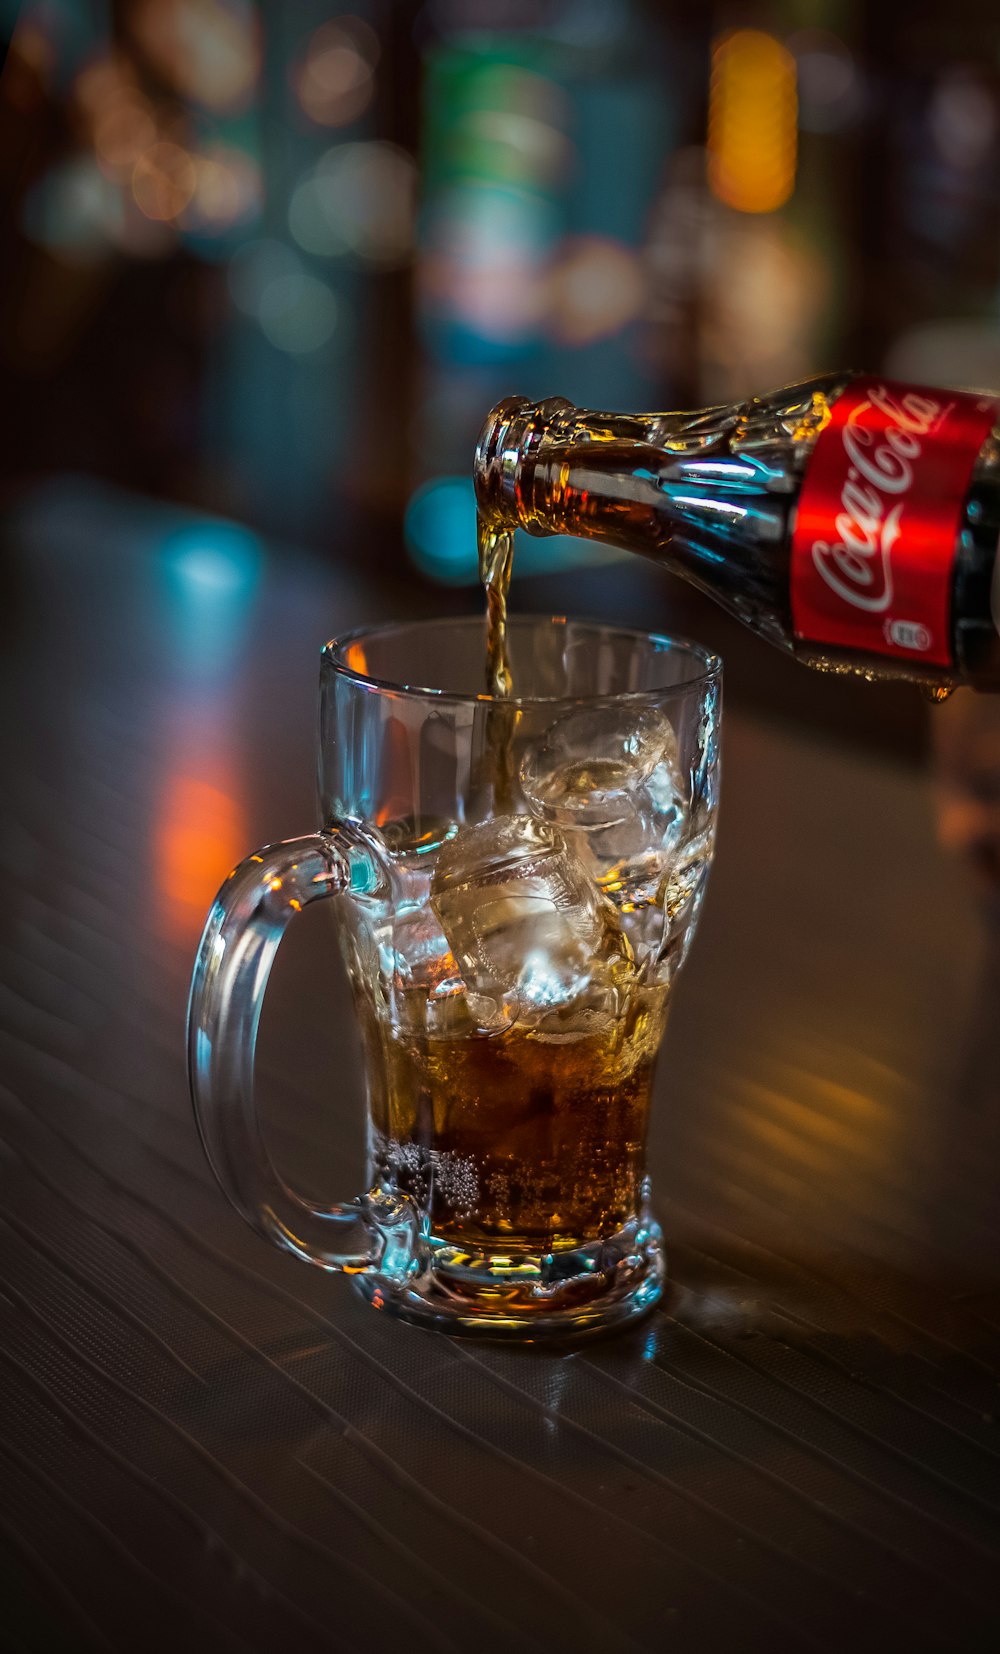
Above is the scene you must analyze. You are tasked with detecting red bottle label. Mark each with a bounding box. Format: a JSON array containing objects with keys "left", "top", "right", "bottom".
[{"left": 790, "top": 379, "right": 999, "bottom": 668}]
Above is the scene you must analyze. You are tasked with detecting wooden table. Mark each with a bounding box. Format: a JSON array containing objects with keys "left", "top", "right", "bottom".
[{"left": 2, "top": 478, "right": 999, "bottom": 1653}]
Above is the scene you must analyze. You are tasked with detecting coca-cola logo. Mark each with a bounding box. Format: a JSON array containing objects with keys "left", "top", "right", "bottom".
[{"left": 811, "top": 384, "right": 946, "bottom": 614}]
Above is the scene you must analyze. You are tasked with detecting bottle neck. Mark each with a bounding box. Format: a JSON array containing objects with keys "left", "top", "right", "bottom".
[
  {"left": 474, "top": 396, "right": 575, "bottom": 533},
  {"left": 473, "top": 378, "right": 1000, "bottom": 688},
  {"left": 474, "top": 379, "right": 847, "bottom": 538}
]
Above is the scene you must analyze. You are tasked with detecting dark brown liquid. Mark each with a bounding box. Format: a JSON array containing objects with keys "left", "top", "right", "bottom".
[
  {"left": 367, "top": 987, "right": 668, "bottom": 1250},
  {"left": 477, "top": 515, "right": 518, "bottom": 810},
  {"left": 479, "top": 518, "right": 514, "bottom": 698},
  {"left": 356, "top": 508, "right": 665, "bottom": 1259}
]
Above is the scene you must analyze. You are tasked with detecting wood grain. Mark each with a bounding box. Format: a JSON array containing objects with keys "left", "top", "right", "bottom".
[{"left": 1, "top": 478, "right": 998, "bottom": 1652}]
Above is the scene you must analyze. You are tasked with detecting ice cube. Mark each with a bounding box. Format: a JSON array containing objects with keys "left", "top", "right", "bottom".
[
  {"left": 642, "top": 822, "right": 716, "bottom": 985},
  {"left": 390, "top": 905, "right": 457, "bottom": 987},
  {"left": 521, "top": 704, "right": 688, "bottom": 957},
  {"left": 384, "top": 903, "right": 469, "bottom": 1035},
  {"left": 589, "top": 768, "right": 690, "bottom": 976},
  {"left": 430, "top": 814, "right": 628, "bottom": 1028},
  {"left": 592, "top": 741, "right": 688, "bottom": 902},
  {"left": 520, "top": 705, "right": 676, "bottom": 830},
  {"left": 646, "top": 742, "right": 687, "bottom": 838}
]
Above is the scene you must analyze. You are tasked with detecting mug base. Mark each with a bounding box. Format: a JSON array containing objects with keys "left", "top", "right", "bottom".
[{"left": 353, "top": 1216, "right": 665, "bottom": 1342}]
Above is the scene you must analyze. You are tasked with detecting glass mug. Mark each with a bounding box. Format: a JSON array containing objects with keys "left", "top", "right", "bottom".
[{"left": 188, "top": 616, "right": 721, "bottom": 1338}]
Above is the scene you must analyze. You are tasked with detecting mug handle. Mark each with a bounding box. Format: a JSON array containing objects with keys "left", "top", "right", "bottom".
[{"left": 187, "top": 827, "right": 420, "bottom": 1280}]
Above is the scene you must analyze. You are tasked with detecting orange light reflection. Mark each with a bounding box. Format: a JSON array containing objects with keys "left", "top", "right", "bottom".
[
  {"left": 374, "top": 716, "right": 415, "bottom": 828},
  {"left": 154, "top": 774, "right": 247, "bottom": 942}
]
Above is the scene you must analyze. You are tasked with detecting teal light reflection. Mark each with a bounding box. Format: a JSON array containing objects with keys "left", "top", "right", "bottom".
[
  {"left": 404, "top": 475, "right": 621, "bottom": 586},
  {"left": 158, "top": 518, "right": 264, "bottom": 679}
]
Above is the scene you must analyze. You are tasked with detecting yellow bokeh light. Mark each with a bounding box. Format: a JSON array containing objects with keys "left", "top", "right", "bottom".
[{"left": 708, "top": 29, "right": 797, "bottom": 215}]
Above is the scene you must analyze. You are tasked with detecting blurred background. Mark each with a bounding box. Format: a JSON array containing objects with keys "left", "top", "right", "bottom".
[{"left": 3, "top": 0, "right": 1000, "bottom": 754}]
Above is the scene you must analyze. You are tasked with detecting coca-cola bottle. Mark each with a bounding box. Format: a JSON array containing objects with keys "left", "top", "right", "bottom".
[{"left": 473, "top": 375, "right": 1000, "bottom": 691}]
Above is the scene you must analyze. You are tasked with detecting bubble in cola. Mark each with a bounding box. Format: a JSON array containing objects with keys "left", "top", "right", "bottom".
[{"left": 430, "top": 814, "right": 630, "bottom": 1030}]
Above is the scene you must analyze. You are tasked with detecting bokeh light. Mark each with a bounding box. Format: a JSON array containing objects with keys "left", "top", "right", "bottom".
[
  {"left": 4, "top": 17, "right": 54, "bottom": 113},
  {"left": 158, "top": 515, "right": 263, "bottom": 681},
  {"left": 257, "top": 270, "right": 339, "bottom": 353},
  {"left": 93, "top": 93, "right": 157, "bottom": 177},
  {"left": 451, "top": 64, "right": 571, "bottom": 186},
  {"left": 228, "top": 238, "right": 299, "bottom": 313},
  {"left": 75, "top": 52, "right": 156, "bottom": 185},
  {"left": 459, "top": 102, "right": 573, "bottom": 188},
  {"left": 183, "top": 143, "right": 262, "bottom": 232},
  {"left": 132, "top": 141, "right": 198, "bottom": 221},
  {"left": 791, "top": 30, "right": 862, "bottom": 135},
  {"left": 288, "top": 142, "right": 416, "bottom": 265},
  {"left": 698, "top": 213, "right": 829, "bottom": 399},
  {"left": 161, "top": 519, "right": 263, "bottom": 596},
  {"left": 22, "top": 157, "right": 125, "bottom": 264},
  {"left": 293, "top": 16, "right": 379, "bottom": 128},
  {"left": 227, "top": 238, "right": 339, "bottom": 353},
  {"left": 404, "top": 476, "right": 475, "bottom": 583},
  {"left": 420, "top": 185, "right": 554, "bottom": 347},
  {"left": 74, "top": 54, "right": 128, "bottom": 119},
  {"left": 68, "top": 37, "right": 265, "bottom": 253},
  {"left": 12, "top": 0, "right": 992, "bottom": 592},
  {"left": 131, "top": 0, "right": 260, "bottom": 113},
  {"left": 886, "top": 320, "right": 1000, "bottom": 393},
  {"left": 546, "top": 236, "right": 646, "bottom": 346},
  {"left": 418, "top": 53, "right": 574, "bottom": 357},
  {"left": 708, "top": 29, "right": 798, "bottom": 215},
  {"left": 405, "top": 476, "right": 619, "bottom": 585},
  {"left": 154, "top": 773, "right": 248, "bottom": 941},
  {"left": 930, "top": 68, "right": 997, "bottom": 170}
]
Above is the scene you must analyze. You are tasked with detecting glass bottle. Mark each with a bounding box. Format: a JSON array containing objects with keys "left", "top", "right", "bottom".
[{"left": 474, "top": 374, "right": 1000, "bottom": 689}]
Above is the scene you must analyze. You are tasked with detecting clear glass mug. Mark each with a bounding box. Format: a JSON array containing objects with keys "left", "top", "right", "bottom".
[{"left": 188, "top": 616, "right": 721, "bottom": 1338}]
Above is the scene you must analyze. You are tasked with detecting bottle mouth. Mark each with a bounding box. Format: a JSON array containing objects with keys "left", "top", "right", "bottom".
[{"left": 474, "top": 395, "right": 573, "bottom": 528}]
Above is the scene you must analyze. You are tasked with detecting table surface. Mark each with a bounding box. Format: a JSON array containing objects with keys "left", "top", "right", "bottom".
[{"left": 3, "top": 479, "right": 1000, "bottom": 1654}]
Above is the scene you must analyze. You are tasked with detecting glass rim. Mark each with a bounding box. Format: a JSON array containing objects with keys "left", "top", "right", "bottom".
[{"left": 322, "top": 614, "right": 722, "bottom": 706}]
